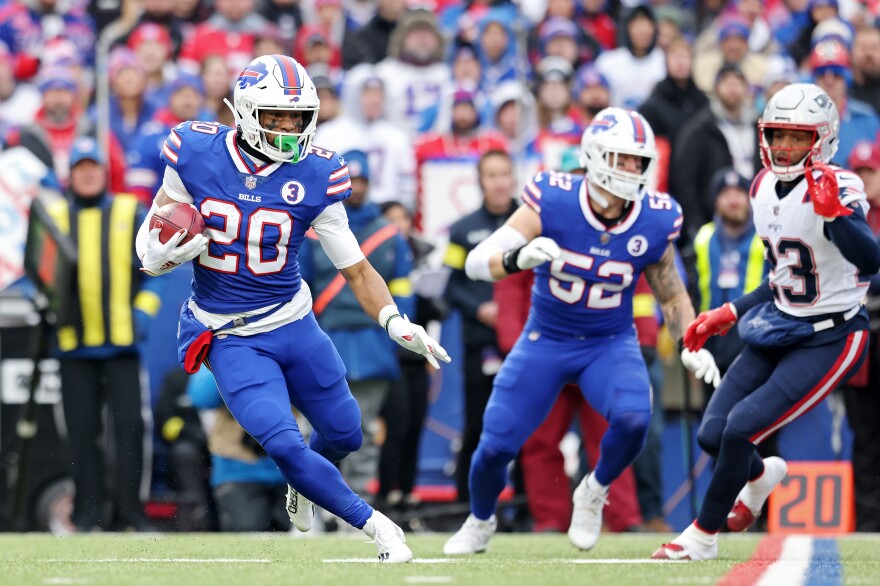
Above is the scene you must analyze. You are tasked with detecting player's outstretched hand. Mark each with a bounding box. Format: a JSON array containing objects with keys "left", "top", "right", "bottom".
[
  {"left": 683, "top": 303, "right": 737, "bottom": 351},
  {"left": 806, "top": 162, "right": 852, "bottom": 220},
  {"left": 387, "top": 315, "right": 452, "bottom": 369},
  {"left": 142, "top": 227, "right": 209, "bottom": 276},
  {"left": 680, "top": 348, "right": 721, "bottom": 388}
]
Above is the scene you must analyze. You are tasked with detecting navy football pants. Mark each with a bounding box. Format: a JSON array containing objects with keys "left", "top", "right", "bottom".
[
  {"left": 695, "top": 329, "right": 868, "bottom": 533},
  {"left": 208, "top": 313, "right": 373, "bottom": 529}
]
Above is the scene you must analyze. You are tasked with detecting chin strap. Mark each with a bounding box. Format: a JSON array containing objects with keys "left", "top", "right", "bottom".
[{"left": 587, "top": 181, "right": 610, "bottom": 208}]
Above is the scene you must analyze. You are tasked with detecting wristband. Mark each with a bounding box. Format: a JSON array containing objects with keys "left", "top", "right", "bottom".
[
  {"left": 377, "top": 304, "right": 401, "bottom": 332},
  {"left": 501, "top": 246, "right": 524, "bottom": 275}
]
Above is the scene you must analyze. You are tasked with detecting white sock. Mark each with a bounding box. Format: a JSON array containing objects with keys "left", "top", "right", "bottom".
[
  {"left": 586, "top": 472, "right": 609, "bottom": 494},
  {"left": 682, "top": 522, "right": 717, "bottom": 546}
]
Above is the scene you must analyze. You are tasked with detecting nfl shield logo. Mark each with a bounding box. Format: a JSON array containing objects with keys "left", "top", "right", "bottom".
[
  {"left": 772, "top": 205, "right": 780, "bottom": 216},
  {"left": 245, "top": 175, "right": 257, "bottom": 190},
  {"left": 600, "top": 232, "right": 611, "bottom": 244}
]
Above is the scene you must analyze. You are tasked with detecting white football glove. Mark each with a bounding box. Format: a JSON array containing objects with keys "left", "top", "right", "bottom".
[
  {"left": 381, "top": 307, "right": 451, "bottom": 369},
  {"left": 681, "top": 348, "right": 721, "bottom": 388},
  {"left": 141, "top": 227, "right": 209, "bottom": 276},
  {"left": 516, "top": 237, "right": 561, "bottom": 270}
]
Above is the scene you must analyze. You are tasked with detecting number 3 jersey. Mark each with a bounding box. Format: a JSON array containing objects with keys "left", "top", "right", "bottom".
[
  {"left": 521, "top": 171, "right": 682, "bottom": 338},
  {"left": 159, "top": 121, "right": 353, "bottom": 316},
  {"left": 750, "top": 167, "right": 869, "bottom": 317}
]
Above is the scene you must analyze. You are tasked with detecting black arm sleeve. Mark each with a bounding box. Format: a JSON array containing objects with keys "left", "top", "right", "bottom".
[
  {"left": 732, "top": 278, "right": 775, "bottom": 317},
  {"left": 823, "top": 206, "right": 880, "bottom": 275}
]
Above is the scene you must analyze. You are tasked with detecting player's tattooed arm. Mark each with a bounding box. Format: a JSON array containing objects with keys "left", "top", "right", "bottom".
[{"left": 644, "top": 243, "right": 696, "bottom": 343}]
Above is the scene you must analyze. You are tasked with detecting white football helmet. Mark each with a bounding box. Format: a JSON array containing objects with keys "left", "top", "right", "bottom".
[
  {"left": 759, "top": 82, "right": 840, "bottom": 182},
  {"left": 580, "top": 107, "right": 658, "bottom": 201},
  {"left": 226, "top": 55, "right": 320, "bottom": 163}
]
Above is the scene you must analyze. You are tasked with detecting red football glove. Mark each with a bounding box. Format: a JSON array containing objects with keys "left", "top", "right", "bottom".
[
  {"left": 683, "top": 303, "right": 738, "bottom": 352},
  {"left": 805, "top": 162, "right": 852, "bottom": 219}
]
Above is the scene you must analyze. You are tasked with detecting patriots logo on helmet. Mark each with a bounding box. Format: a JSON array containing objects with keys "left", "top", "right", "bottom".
[
  {"left": 587, "top": 113, "right": 618, "bottom": 135},
  {"left": 237, "top": 62, "right": 269, "bottom": 89}
]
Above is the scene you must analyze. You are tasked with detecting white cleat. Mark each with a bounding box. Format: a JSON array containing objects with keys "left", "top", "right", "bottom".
[
  {"left": 286, "top": 485, "right": 315, "bottom": 532},
  {"left": 652, "top": 524, "right": 718, "bottom": 561},
  {"left": 443, "top": 514, "right": 497, "bottom": 555},
  {"left": 568, "top": 475, "right": 608, "bottom": 551},
  {"left": 727, "top": 456, "right": 788, "bottom": 532},
  {"left": 362, "top": 510, "right": 413, "bottom": 563}
]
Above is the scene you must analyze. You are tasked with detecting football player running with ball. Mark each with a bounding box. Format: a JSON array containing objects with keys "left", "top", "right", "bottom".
[
  {"left": 653, "top": 83, "right": 880, "bottom": 561},
  {"left": 444, "top": 108, "right": 721, "bottom": 556},
  {"left": 136, "top": 55, "right": 450, "bottom": 563}
]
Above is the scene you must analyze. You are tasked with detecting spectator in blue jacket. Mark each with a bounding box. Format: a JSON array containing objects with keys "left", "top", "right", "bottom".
[{"left": 299, "top": 149, "right": 414, "bottom": 499}]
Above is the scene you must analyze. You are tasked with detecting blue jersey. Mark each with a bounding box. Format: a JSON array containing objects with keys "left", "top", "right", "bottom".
[
  {"left": 160, "top": 121, "right": 352, "bottom": 313},
  {"left": 521, "top": 171, "right": 682, "bottom": 338}
]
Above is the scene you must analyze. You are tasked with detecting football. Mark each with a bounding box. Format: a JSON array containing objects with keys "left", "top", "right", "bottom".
[{"left": 152, "top": 201, "right": 207, "bottom": 245}]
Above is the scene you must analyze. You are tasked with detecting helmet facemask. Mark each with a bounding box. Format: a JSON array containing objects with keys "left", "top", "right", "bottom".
[
  {"left": 759, "top": 121, "right": 831, "bottom": 182},
  {"left": 228, "top": 95, "right": 318, "bottom": 163},
  {"left": 582, "top": 140, "right": 657, "bottom": 202}
]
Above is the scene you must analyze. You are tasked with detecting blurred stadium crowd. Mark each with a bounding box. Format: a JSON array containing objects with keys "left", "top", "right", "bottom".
[{"left": 2, "top": 0, "right": 880, "bottom": 537}]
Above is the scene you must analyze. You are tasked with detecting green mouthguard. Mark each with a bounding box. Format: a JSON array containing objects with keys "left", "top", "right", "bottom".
[{"left": 275, "top": 136, "right": 300, "bottom": 162}]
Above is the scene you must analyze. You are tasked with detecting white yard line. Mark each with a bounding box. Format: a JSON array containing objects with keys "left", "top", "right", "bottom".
[
  {"left": 322, "top": 558, "right": 687, "bottom": 564},
  {"left": 403, "top": 578, "right": 453, "bottom": 584},
  {"left": 755, "top": 536, "right": 814, "bottom": 586},
  {"left": 39, "top": 559, "right": 272, "bottom": 564},
  {"left": 322, "top": 558, "right": 455, "bottom": 564}
]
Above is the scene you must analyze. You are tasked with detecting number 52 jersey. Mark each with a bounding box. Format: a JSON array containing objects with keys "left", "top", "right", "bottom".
[
  {"left": 520, "top": 171, "right": 682, "bottom": 338},
  {"left": 159, "top": 121, "right": 352, "bottom": 315}
]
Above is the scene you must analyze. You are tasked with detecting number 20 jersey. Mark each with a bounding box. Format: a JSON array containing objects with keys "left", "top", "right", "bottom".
[
  {"left": 521, "top": 171, "right": 682, "bottom": 338},
  {"left": 750, "top": 167, "right": 869, "bottom": 317},
  {"left": 159, "top": 121, "right": 352, "bottom": 314}
]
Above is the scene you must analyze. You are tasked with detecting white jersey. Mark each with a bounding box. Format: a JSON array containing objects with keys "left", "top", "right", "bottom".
[
  {"left": 316, "top": 116, "right": 416, "bottom": 209},
  {"left": 751, "top": 166, "right": 870, "bottom": 317}
]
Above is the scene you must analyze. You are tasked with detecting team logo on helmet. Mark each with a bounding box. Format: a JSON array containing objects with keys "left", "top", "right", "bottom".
[
  {"left": 587, "top": 113, "right": 618, "bottom": 135},
  {"left": 237, "top": 62, "right": 269, "bottom": 89}
]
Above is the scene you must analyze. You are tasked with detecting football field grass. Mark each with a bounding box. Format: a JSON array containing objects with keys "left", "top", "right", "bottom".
[{"left": 1, "top": 532, "right": 879, "bottom": 586}]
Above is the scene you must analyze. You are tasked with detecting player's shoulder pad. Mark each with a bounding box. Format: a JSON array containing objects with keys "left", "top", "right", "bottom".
[
  {"left": 834, "top": 167, "right": 867, "bottom": 206},
  {"left": 308, "top": 144, "right": 352, "bottom": 204},
  {"left": 521, "top": 170, "right": 579, "bottom": 214},
  {"left": 749, "top": 168, "right": 772, "bottom": 199},
  {"left": 159, "top": 121, "right": 228, "bottom": 170},
  {"left": 643, "top": 190, "right": 683, "bottom": 242}
]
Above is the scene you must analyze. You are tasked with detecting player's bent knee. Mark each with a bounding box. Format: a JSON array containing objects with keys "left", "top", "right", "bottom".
[
  {"left": 326, "top": 425, "right": 363, "bottom": 455},
  {"left": 480, "top": 400, "right": 523, "bottom": 451},
  {"left": 609, "top": 410, "right": 651, "bottom": 442},
  {"left": 697, "top": 419, "right": 725, "bottom": 456},
  {"left": 474, "top": 442, "right": 518, "bottom": 469},
  {"left": 261, "top": 430, "right": 310, "bottom": 475}
]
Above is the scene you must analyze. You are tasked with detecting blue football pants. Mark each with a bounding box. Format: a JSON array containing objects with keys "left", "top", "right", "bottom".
[
  {"left": 208, "top": 312, "right": 373, "bottom": 529},
  {"left": 470, "top": 329, "right": 652, "bottom": 520}
]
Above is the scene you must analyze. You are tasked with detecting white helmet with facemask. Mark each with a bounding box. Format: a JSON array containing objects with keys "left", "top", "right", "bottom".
[
  {"left": 758, "top": 82, "right": 840, "bottom": 182},
  {"left": 580, "top": 107, "right": 658, "bottom": 202},
  {"left": 227, "top": 54, "right": 320, "bottom": 164}
]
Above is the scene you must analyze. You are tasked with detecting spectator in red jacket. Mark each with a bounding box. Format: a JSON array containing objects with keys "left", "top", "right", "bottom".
[
  {"left": 6, "top": 67, "right": 126, "bottom": 192},
  {"left": 177, "top": 0, "right": 269, "bottom": 77}
]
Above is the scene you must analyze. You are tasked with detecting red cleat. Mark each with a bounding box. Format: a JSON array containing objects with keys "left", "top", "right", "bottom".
[
  {"left": 652, "top": 543, "right": 692, "bottom": 560},
  {"left": 727, "top": 499, "right": 758, "bottom": 532}
]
